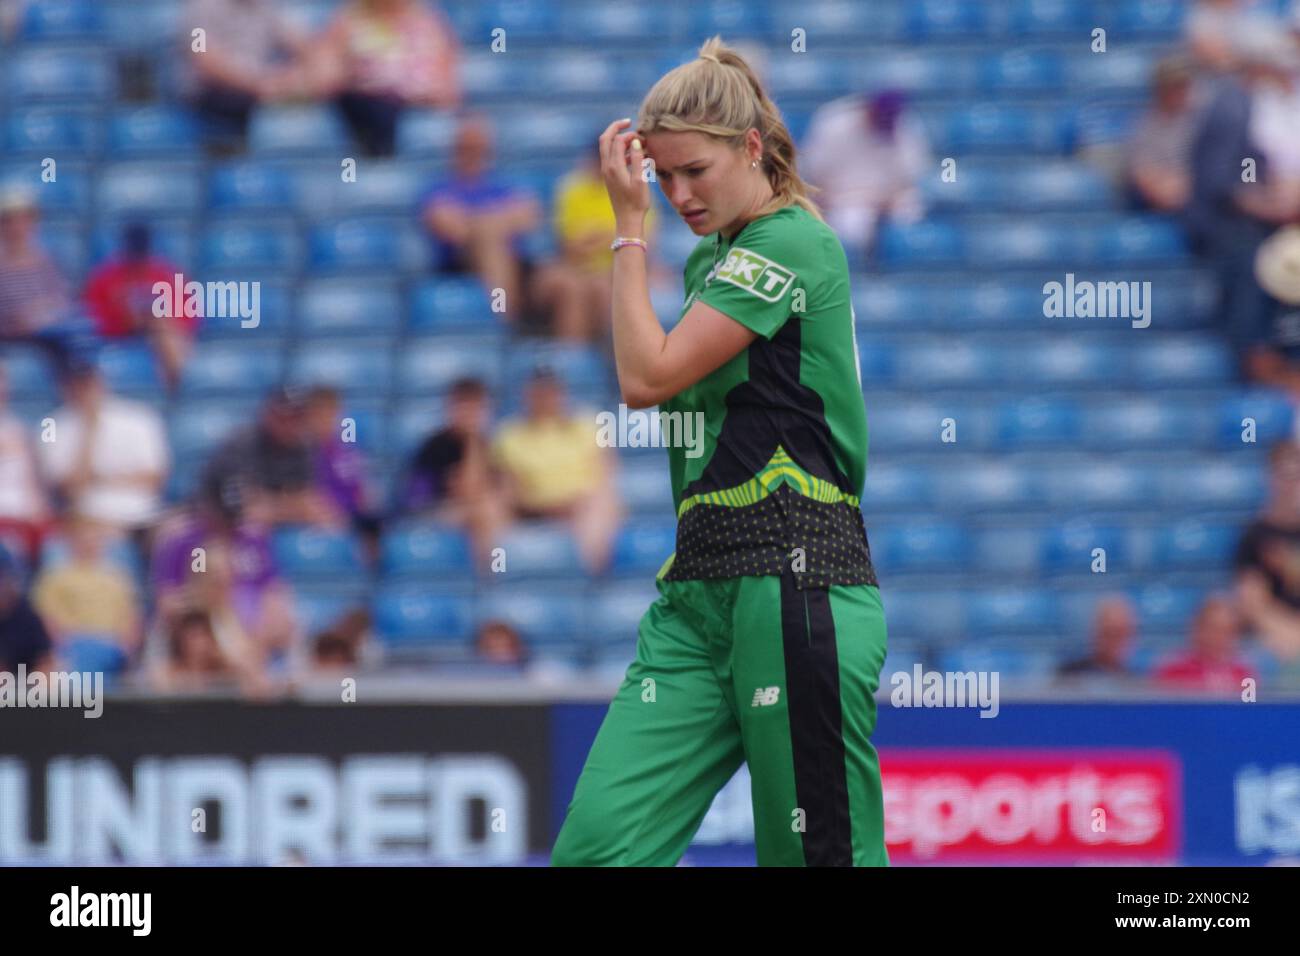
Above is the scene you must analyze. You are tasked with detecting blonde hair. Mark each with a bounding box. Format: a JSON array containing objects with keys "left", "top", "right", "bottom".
[{"left": 637, "top": 36, "right": 821, "bottom": 221}]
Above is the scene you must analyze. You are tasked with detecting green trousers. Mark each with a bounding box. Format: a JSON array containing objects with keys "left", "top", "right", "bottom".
[{"left": 552, "top": 567, "right": 889, "bottom": 866}]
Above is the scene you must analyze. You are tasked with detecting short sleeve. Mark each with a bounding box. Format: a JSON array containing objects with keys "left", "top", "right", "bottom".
[{"left": 695, "top": 218, "right": 808, "bottom": 340}]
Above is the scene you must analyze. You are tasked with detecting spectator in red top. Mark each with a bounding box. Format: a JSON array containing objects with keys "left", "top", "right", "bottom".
[
  {"left": 1154, "top": 595, "right": 1254, "bottom": 695},
  {"left": 83, "top": 223, "right": 198, "bottom": 391}
]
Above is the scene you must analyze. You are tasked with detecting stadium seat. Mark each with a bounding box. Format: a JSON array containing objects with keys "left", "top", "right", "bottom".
[
  {"left": 398, "top": 337, "right": 503, "bottom": 394},
  {"left": 207, "top": 162, "right": 299, "bottom": 213},
  {"left": 380, "top": 524, "right": 472, "bottom": 578},
  {"left": 272, "top": 527, "right": 367, "bottom": 579},
  {"left": 297, "top": 280, "right": 403, "bottom": 336},
  {"left": 179, "top": 343, "right": 284, "bottom": 397},
  {"left": 169, "top": 401, "right": 259, "bottom": 463},
  {"left": 869, "top": 522, "right": 971, "bottom": 572},
  {"left": 877, "top": 587, "right": 967, "bottom": 641},
  {"left": 473, "top": 583, "right": 588, "bottom": 650},
  {"left": 308, "top": 218, "right": 424, "bottom": 273},
  {"left": 966, "top": 588, "right": 1060, "bottom": 634},
  {"left": 248, "top": 106, "right": 349, "bottom": 155},
  {"left": 107, "top": 107, "right": 200, "bottom": 157},
  {"left": 200, "top": 219, "right": 303, "bottom": 275},
  {"left": 618, "top": 462, "right": 675, "bottom": 514},
  {"left": 492, "top": 523, "right": 584, "bottom": 578},
  {"left": 5, "top": 108, "right": 102, "bottom": 155},
  {"left": 586, "top": 580, "right": 658, "bottom": 643},
  {"left": 995, "top": 396, "right": 1083, "bottom": 446},
  {"left": 17, "top": 0, "right": 104, "bottom": 41},
  {"left": 97, "top": 162, "right": 203, "bottom": 215},
  {"left": 935, "top": 459, "right": 1045, "bottom": 511},
  {"left": 409, "top": 277, "right": 499, "bottom": 332},
  {"left": 96, "top": 342, "right": 164, "bottom": 399},
  {"left": 372, "top": 586, "right": 475, "bottom": 646},
  {"left": 609, "top": 520, "right": 677, "bottom": 575},
  {"left": 1040, "top": 520, "right": 1128, "bottom": 575},
  {"left": 288, "top": 341, "right": 395, "bottom": 397},
  {"left": 1151, "top": 520, "right": 1239, "bottom": 569},
  {"left": 1215, "top": 391, "right": 1295, "bottom": 447},
  {"left": 6, "top": 47, "right": 114, "bottom": 102}
]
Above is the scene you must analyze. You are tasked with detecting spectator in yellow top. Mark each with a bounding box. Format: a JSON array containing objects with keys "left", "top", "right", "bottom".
[
  {"left": 533, "top": 140, "right": 656, "bottom": 343},
  {"left": 491, "top": 367, "right": 623, "bottom": 574},
  {"left": 32, "top": 514, "right": 142, "bottom": 673}
]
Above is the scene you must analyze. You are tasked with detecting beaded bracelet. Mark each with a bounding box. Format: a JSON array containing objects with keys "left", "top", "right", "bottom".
[{"left": 610, "top": 236, "right": 648, "bottom": 252}]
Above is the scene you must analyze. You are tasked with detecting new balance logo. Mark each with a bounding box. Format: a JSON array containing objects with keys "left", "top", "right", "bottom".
[{"left": 752, "top": 686, "right": 781, "bottom": 707}]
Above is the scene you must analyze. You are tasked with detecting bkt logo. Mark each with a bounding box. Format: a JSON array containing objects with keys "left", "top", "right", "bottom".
[
  {"left": 716, "top": 248, "right": 795, "bottom": 302},
  {"left": 752, "top": 686, "right": 781, "bottom": 707}
]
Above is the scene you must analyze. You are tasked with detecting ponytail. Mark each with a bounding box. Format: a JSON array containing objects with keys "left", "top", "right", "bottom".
[{"left": 638, "top": 36, "right": 821, "bottom": 220}]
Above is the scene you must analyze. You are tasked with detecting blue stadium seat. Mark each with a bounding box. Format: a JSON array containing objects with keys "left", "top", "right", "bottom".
[
  {"left": 878, "top": 588, "right": 967, "bottom": 641},
  {"left": 493, "top": 523, "right": 583, "bottom": 578},
  {"left": 502, "top": 343, "right": 611, "bottom": 395},
  {"left": 1040, "top": 520, "right": 1127, "bottom": 574},
  {"left": 288, "top": 341, "right": 394, "bottom": 396},
  {"left": 869, "top": 522, "right": 970, "bottom": 572},
  {"left": 179, "top": 343, "right": 283, "bottom": 397},
  {"left": 297, "top": 280, "right": 402, "bottom": 336},
  {"left": 399, "top": 338, "right": 503, "bottom": 394},
  {"left": 272, "top": 527, "right": 366, "bottom": 579},
  {"left": 586, "top": 581, "right": 658, "bottom": 643},
  {"left": 1081, "top": 397, "right": 1208, "bottom": 450},
  {"left": 558, "top": 0, "right": 681, "bottom": 40},
  {"left": 939, "top": 643, "right": 1057, "bottom": 677},
  {"left": 1152, "top": 520, "right": 1239, "bottom": 569},
  {"left": 104, "top": 0, "right": 181, "bottom": 50},
  {"left": 96, "top": 342, "right": 163, "bottom": 398},
  {"left": 690, "top": 0, "right": 776, "bottom": 38},
  {"left": 867, "top": 399, "right": 972, "bottom": 450},
  {"left": 966, "top": 220, "right": 1073, "bottom": 264},
  {"left": 308, "top": 218, "right": 423, "bottom": 273},
  {"left": 610, "top": 520, "right": 677, "bottom": 575},
  {"left": 0, "top": 347, "right": 58, "bottom": 403},
  {"left": 248, "top": 106, "right": 349, "bottom": 155},
  {"left": 905, "top": 0, "right": 990, "bottom": 38},
  {"left": 618, "top": 462, "right": 675, "bottom": 514},
  {"left": 490, "top": 109, "right": 603, "bottom": 159},
  {"left": 380, "top": 524, "right": 472, "bottom": 578},
  {"left": 854, "top": 279, "right": 942, "bottom": 328},
  {"left": 5, "top": 109, "right": 102, "bottom": 155},
  {"left": 876, "top": 221, "right": 963, "bottom": 265},
  {"left": 460, "top": 0, "right": 560, "bottom": 41},
  {"left": 864, "top": 461, "right": 937, "bottom": 511},
  {"left": 1003, "top": 0, "right": 1092, "bottom": 35},
  {"left": 998, "top": 395, "right": 1081, "bottom": 447},
  {"left": 194, "top": 280, "right": 292, "bottom": 340},
  {"left": 35, "top": 219, "right": 88, "bottom": 278},
  {"left": 107, "top": 108, "right": 200, "bottom": 157},
  {"left": 200, "top": 219, "right": 303, "bottom": 275},
  {"left": 169, "top": 401, "right": 258, "bottom": 462},
  {"left": 6, "top": 47, "right": 114, "bottom": 102},
  {"left": 321, "top": 161, "right": 427, "bottom": 215},
  {"left": 1086, "top": 217, "right": 1188, "bottom": 261},
  {"left": 771, "top": 0, "right": 893, "bottom": 38},
  {"left": 1069, "top": 48, "right": 1158, "bottom": 92},
  {"left": 473, "top": 584, "right": 587, "bottom": 648},
  {"left": 0, "top": 162, "right": 93, "bottom": 214},
  {"left": 1130, "top": 338, "right": 1233, "bottom": 385},
  {"left": 970, "top": 523, "right": 1046, "bottom": 574},
  {"left": 764, "top": 54, "right": 855, "bottom": 96},
  {"left": 1015, "top": 342, "right": 1121, "bottom": 387},
  {"left": 858, "top": 51, "right": 974, "bottom": 93},
  {"left": 935, "top": 103, "right": 1070, "bottom": 153},
  {"left": 966, "top": 588, "right": 1059, "bottom": 634},
  {"left": 1046, "top": 459, "right": 1151, "bottom": 510},
  {"left": 97, "top": 163, "right": 203, "bottom": 215},
  {"left": 92, "top": 219, "right": 195, "bottom": 271},
  {"left": 1111, "top": 1, "right": 1187, "bottom": 34},
  {"left": 978, "top": 50, "right": 1065, "bottom": 91},
  {"left": 1158, "top": 459, "right": 1265, "bottom": 510},
  {"left": 894, "top": 340, "right": 1000, "bottom": 387},
  {"left": 18, "top": 0, "right": 104, "bottom": 40},
  {"left": 1216, "top": 391, "right": 1295, "bottom": 447},
  {"left": 409, "top": 277, "right": 499, "bottom": 332},
  {"left": 396, "top": 110, "right": 458, "bottom": 156},
  {"left": 935, "top": 460, "right": 1045, "bottom": 510},
  {"left": 373, "top": 586, "right": 475, "bottom": 646},
  {"left": 207, "top": 162, "right": 299, "bottom": 213},
  {"left": 294, "top": 591, "right": 364, "bottom": 641},
  {"left": 1130, "top": 584, "right": 1206, "bottom": 634}
]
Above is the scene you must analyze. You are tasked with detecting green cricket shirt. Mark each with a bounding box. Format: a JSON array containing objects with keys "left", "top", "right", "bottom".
[{"left": 656, "top": 204, "right": 878, "bottom": 590}]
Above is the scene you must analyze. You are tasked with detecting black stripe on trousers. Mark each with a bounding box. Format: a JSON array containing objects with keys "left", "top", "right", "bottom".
[{"left": 779, "top": 569, "right": 853, "bottom": 866}]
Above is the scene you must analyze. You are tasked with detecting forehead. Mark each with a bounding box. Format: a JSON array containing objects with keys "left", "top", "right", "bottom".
[{"left": 642, "top": 130, "right": 727, "bottom": 168}]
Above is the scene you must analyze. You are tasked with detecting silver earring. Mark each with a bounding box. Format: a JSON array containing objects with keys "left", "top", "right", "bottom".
[{"left": 751, "top": 160, "right": 759, "bottom": 168}]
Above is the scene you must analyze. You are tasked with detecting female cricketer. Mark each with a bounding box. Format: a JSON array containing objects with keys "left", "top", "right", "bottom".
[{"left": 551, "top": 37, "right": 888, "bottom": 867}]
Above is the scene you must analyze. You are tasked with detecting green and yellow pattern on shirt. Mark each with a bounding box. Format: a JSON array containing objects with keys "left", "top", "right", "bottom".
[{"left": 657, "top": 205, "right": 878, "bottom": 590}]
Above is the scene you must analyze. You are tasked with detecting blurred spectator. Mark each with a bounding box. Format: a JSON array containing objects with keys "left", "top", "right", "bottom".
[
  {"left": 535, "top": 141, "right": 658, "bottom": 344},
  {"left": 1056, "top": 596, "right": 1139, "bottom": 685},
  {"left": 1236, "top": 439, "right": 1300, "bottom": 660},
  {"left": 309, "top": 608, "right": 369, "bottom": 672},
  {"left": 1184, "top": 33, "right": 1300, "bottom": 384},
  {"left": 400, "top": 377, "right": 509, "bottom": 569},
  {"left": 31, "top": 514, "right": 143, "bottom": 675},
  {"left": 0, "top": 185, "right": 73, "bottom": 363},
  {"left": 308, "top": 0, "right": 461, "bottom": 156},
  {"left": 1186, "top": 0, "right": 1283, "bottom": 73},
  {"left": 1154, "top": 595, "right": 1254, "bottom": 693},
  {"left": 0, "top": 543, "right": 54, "bottom": 673},
  {"left": 180, "top": 0, "right": 308, "bottom": 150},
  {"left": 303, "top": 385, "right": 380, "bottom": 545},
  {"left": 492, "top": 368, "right": 623, "bottom": 575},
  {"left": 83, "top": 223, "right": 198, "bottom": 391},
  {"left": 421, "top": 116, "right": 540, "bottom": 323},
  {"left": 475, "top": 619, "right": 527, "bottom": 666},
  {"left": 1127, "top": 57, "right": 1201, "bottom": 213},
  {"left": 200, "top": 386, "right": 345, "bottom": 529},
  {"left": 149, "top": 608, "right": 246, "bottom": 694},
  {"left": 38, "top": 357, "right": 169, "bottom": 539},
  {"left": 800, "top": 90, "right": 931, "bottom": 263},
  {"left": 0, "top": 366, "right": 52, "bottom": 562}
]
